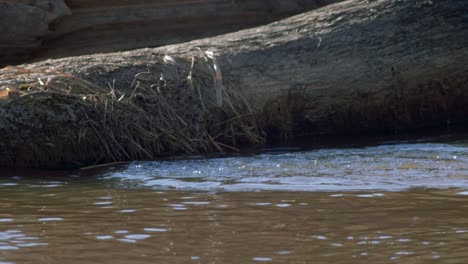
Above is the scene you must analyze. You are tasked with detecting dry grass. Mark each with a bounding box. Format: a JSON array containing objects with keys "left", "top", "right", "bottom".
[{"left": 0, "top": 52, "right": 264, "bottom": 168}]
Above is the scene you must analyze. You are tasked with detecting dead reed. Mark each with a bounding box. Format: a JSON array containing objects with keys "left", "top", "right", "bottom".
[{"left": 0, "top": 52, "right": 264, "bottom": 168}]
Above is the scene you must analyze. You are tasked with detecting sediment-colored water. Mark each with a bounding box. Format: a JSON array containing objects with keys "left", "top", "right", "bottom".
[{"left": 2, "top": 137, "right": 468, "bottom": 263}]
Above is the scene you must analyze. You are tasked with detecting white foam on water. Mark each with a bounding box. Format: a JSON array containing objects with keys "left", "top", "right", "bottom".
[{"left": 102, "top": 142, "right": 468, "bottom": 192}]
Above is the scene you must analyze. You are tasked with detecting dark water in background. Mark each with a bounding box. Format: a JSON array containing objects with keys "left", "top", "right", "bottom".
[{"left": 2, "top": 136, "right": 468, "bottom": 263}]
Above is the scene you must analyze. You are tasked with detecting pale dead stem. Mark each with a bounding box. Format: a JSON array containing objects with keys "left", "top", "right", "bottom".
[{"left": 1, "top": 51, "right": 264, "bottom": 167}]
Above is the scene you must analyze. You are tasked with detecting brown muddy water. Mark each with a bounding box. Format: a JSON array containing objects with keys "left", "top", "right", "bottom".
[{"left": 2, "top": 137, "right": 468, "bottom": 263}]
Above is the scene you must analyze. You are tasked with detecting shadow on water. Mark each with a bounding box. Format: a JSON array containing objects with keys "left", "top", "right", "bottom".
[
  {"left": 3, "top": 131, "right": 468, "bottom": 193},
  {"left": 86, "top": 132, "right": 468, "bottom": 192},
  {"left": 265, "top": 126, "right": 468, "bottom": 151}
]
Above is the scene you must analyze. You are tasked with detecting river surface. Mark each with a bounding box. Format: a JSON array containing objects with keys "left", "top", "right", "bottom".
[{"left": 2, "top": 136, "right": 468, "bottom": 263}]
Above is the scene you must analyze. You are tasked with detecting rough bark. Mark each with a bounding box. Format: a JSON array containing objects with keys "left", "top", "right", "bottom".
[
  {"left": 0, "top": 0, "right": 340, "bottom": 66},
  {"left": 0, "top": 0, "right": 467, "bottom": 168}
]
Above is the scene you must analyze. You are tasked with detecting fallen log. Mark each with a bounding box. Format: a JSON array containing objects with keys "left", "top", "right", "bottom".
[
  {"left": 0, "top": 0, "right": 341, "bottom": 66},
  {"left": 0, "top": 0, "right": 467, "bottom": 168}
]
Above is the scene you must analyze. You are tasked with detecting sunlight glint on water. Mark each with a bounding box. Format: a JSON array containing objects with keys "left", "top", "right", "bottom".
[
  {"left": 103, "top": 142, "right": 468, "bottom": 191},
  {"left": 1, "top": 140, "right": 468, "bottom": 263}
]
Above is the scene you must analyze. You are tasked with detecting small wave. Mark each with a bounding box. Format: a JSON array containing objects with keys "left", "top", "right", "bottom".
[{"left": 101, "top": 142, "right": 468, "bottom": 192}]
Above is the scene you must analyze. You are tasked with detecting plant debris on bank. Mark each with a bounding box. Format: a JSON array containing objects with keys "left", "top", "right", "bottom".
[{"left": 0, "top": 52, "right": 264, "bottom": 169}]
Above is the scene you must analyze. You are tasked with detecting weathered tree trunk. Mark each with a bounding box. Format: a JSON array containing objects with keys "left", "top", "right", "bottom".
[
  {"left": 0, "top": 0, "right": 341, "bottom": 66},
  {"left": 0, "top": 0, "right": 467, "bottom": 168}
]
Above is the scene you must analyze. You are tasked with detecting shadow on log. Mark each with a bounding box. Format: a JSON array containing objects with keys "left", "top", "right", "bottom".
[{"left": 0, "top": 0, "right": 467, "bottom": 168}]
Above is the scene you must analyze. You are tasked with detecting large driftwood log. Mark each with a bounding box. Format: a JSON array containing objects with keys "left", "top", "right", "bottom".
[
  {"left": 0, "top": 0, "right": 341, "bottom": 66},
  {"left": 0, "top": 0, "right": 467, "bottom": 168}
]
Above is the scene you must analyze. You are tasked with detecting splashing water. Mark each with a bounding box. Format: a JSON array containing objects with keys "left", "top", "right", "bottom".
[{"left": 102, "top": 141, "right": 468, "bottom": 192}]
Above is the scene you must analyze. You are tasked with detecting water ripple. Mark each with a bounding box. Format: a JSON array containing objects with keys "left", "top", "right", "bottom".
[{"left": 102, "top": 142, "right": 468, "bottom": 192}]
